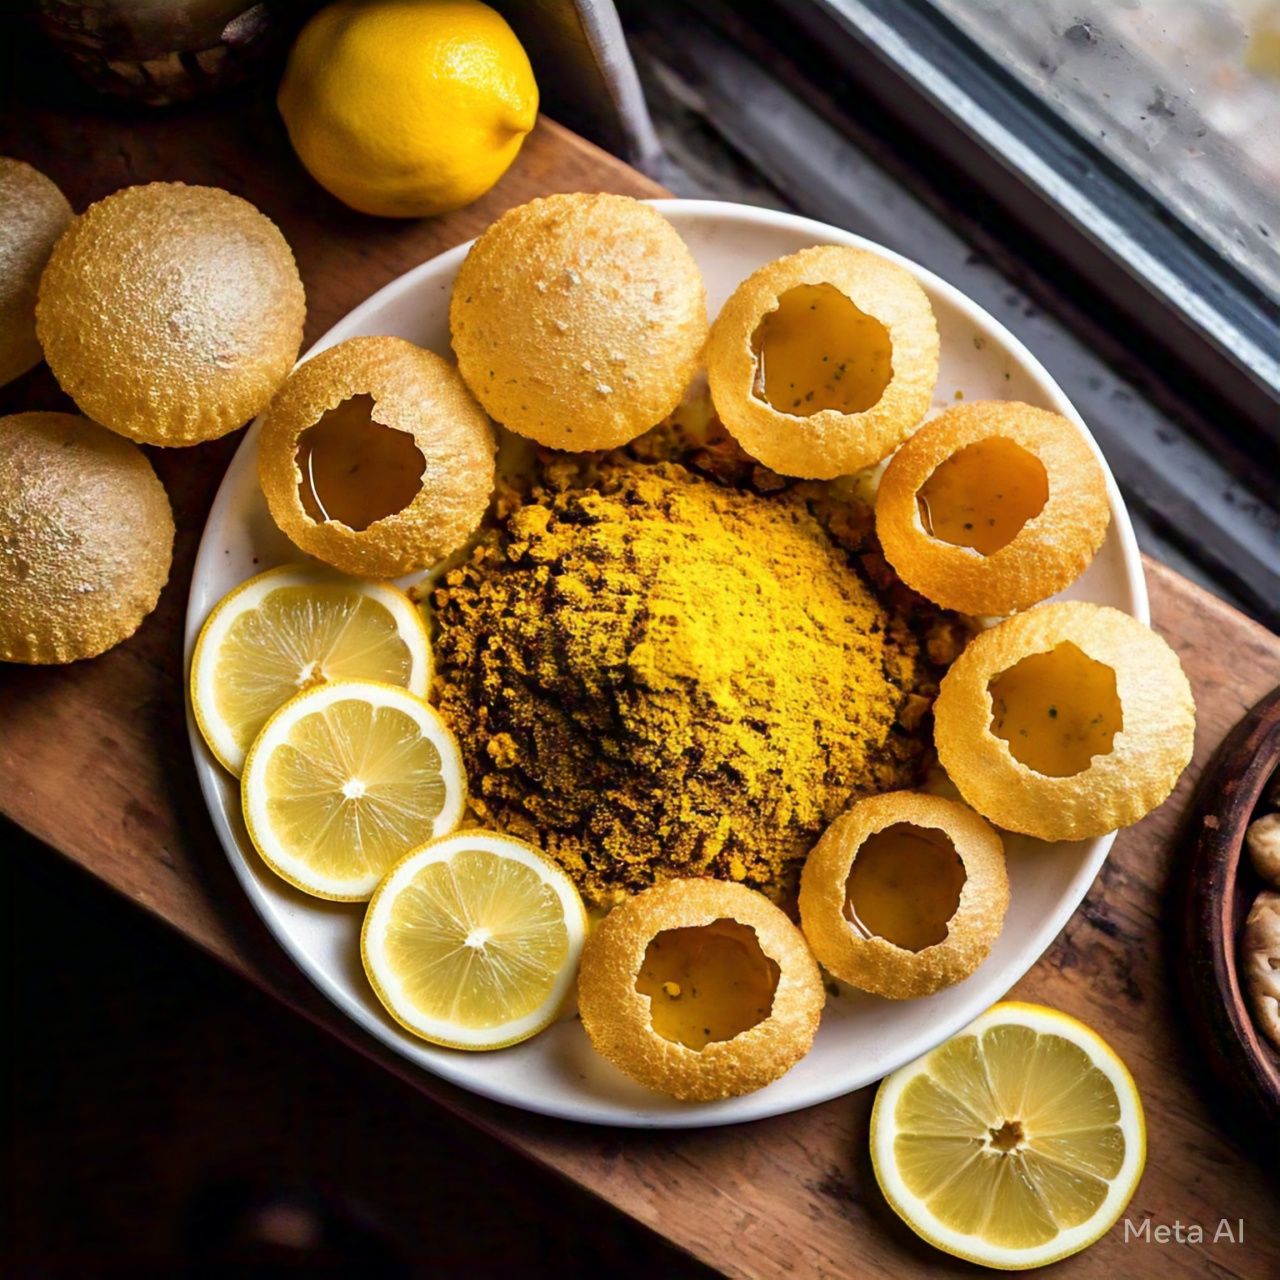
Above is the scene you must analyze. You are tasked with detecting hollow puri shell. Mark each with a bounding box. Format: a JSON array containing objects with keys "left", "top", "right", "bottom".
[
  {"left": 0, "top": 158, "right": 73, "bottom": 388},
  {"left": 449, "top": 193, "right": 708, "bottom": 451},
  {"left": 876, "top": 401, "right": 1111, "bottom": 616},
  {"left": 577, "top": 878, "right": 825, "bottom": 1102},
  {"left": 706, "top": 244, "right": 939, "bottom": 479},
  {"left": 36, "top": 182, "right": 305, "bottom": 446},
  {"left": 258, "top": 336, "right": 496, "bottom": 577},
  {"left": 0, "top": 412, "right": 174, "bottom": 663},
  {"left": 798, "top": 791, "right": 1009, "bottom": 1000},
  {"left": 934, "top": 601, "right": 1195, "bottom": 842}
]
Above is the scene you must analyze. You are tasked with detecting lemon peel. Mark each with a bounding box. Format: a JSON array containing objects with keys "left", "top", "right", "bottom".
[
  {"left": 450, "top": 193, "right": 708, "bottom": 450},
  {"left": 278, "top": 0, "right": 538, "bottom": 218},
  {"left": 0, "top": 412, "right": 173, "bottom": 664},
  {"left": 799, "top": 791, "right": 1009, "bottom": 999},
  {"left": 871, "top": 1001, "right": 1146, "bottom": 1269},
  {"left": 362, "top": 830, "right": 586, "bottom": 1050}
]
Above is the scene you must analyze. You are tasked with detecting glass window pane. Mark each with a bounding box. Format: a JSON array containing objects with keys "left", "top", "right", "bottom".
[{"left": 927, "top": 0, "right": 1280, "bottom": 298}]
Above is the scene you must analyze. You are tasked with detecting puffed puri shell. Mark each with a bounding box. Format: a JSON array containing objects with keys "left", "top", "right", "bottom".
[
  {"left": 934, "top": 601, "right": 1196, "bottom": 842},
  {"left": 706, "top": 244, "right": 939, "bottom": 479},
  {"left": 798, "top": 791, "right": 1010, "bottom": 1000},
  {"left": 576, "top": 878, "right": 825, "bottom": 1102},
  {"left": 875, "top": 400, "right": 1111, "bottom": 616},
  {"left": 257, "top": 335, "right": 497, "bottom": 577},
  {"left": 449, "top": 193, "right": 708, "bottom": 451},
  {"left": 0, "top": 157, "right": 73, "bottom": 388},
  {"left": 0, "top": 412, "right": 174, "bottom": 663},
  {"left": 36, "top": 182, "right": 305, "bottom": 446}
]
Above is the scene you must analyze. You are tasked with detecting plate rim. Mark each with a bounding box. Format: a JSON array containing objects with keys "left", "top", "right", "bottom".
[{"left": 184, "top": 197, "right": 1147, "bottom": 1127}]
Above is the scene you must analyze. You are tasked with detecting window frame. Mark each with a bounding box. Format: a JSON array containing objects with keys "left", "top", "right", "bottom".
[{"left": 765, "top": 0, "right": 1280, "bottom": 452}]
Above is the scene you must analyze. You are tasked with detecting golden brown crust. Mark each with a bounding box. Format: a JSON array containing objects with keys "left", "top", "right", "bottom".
[
  {"left": 934, "top": 601, "right": 1195, "bottom": 841},
  {"left": 706, "top": 245, "right": 938, "bottom": 479},
  {"left": 798, "top": 790, "right": 1008, "bottom": 999},
  {"left": 258, "top": 335, "right": 496, "bottom": 576},
  {"left": 449, "top": 193, "right": 707, "bottom": 450},
  {"left": 577, "top": 878, "right": 825, "bottom": 1101},
  {"left": 36, "top": 183, "right": 305, "bottom": 446},
  {"left": 0, "top": 158, "right": 72, "bottom": 388},
  {"left": 0, "top": 412, "right": 173, "bottom": 663},
  {"left": 876, "top": 401, "right": 1111, "bottom": 615}
]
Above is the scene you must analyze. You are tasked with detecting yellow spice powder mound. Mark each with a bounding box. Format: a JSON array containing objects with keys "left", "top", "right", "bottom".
[{"left": 433, "top": 461, "right": 923, "bottom": 906}]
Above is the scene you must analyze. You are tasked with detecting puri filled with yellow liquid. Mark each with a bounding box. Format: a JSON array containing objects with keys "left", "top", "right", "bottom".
[
  {"left": 844, "top": 822, "right": 967, "bottom": 952},
  {"left": 989, "top": 641, "right": 1122, "bottom": 777},
  {"left": 635, "top": 918, "right": 781, "bottom": 1051},
  {"left": 916, "top": 436, "right": 1049, "bottom": 555},
  {"left": 752, "top": 282, "right": 894, "bottom": 417}
]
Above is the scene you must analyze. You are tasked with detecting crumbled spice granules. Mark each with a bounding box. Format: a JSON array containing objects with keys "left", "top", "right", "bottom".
[{"left": 433, "top": 455, "right": 942, "bottom": 907}]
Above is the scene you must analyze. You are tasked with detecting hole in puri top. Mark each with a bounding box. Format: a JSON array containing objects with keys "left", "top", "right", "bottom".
[
  {"left": 989, "top": 641, "right": 1122, "bottom": 777},
  {"left": 917, "top": 437, "right": 1049, "bottom": 555},
  {"left": 844, "top": 823, "right": 967, "bottom": 952},
  {"left": 751, "top": 283, "right": 894, "bottom": 417},
  {"left": 296, "top": 394, "right": 426, "bottom": 531},
  {"left": 635, "top": 918, "right": 780, "bottom": 1051}
]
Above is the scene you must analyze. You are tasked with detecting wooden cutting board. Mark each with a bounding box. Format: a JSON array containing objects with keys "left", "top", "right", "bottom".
[{"left": 3, "top": 92, "right": 1278, "bottom": 1279}]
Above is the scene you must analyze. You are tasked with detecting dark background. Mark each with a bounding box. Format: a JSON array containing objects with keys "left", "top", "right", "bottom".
[{"left": 3, "top": 819, "right": 712, "bottom": 1276}]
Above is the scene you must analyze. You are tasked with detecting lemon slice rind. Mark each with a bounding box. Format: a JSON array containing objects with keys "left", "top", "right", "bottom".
[
  {"left": 362, "top": 831, "right": 587, "bottom": 1051},
  {"left": 191, "top": 563, "right": 430, "bottom": 776},
  {"left": 241, "top": 679, "right": 465, "bottom": 902},
  {"left": 871, "top": 1001, "right": 1146, "bottom": 1271}
]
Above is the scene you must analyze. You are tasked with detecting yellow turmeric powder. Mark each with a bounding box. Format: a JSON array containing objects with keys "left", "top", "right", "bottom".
[{"left": 433, "top": 458, "right": 930, "bottom": 906}]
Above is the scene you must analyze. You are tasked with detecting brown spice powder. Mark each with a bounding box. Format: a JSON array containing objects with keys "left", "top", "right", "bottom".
[{"left": 432, "top": 460, "right": 925, "bottom": 907}]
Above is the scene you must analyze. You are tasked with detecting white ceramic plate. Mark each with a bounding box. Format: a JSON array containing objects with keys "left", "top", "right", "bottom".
[{"left": 186, "top": 200, "right": 1147, "bottom": 1128}]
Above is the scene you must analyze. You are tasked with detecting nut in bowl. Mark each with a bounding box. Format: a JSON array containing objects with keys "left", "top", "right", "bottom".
[{"left": 186, "top": 196, "right": 1184, "bottom": 1125}]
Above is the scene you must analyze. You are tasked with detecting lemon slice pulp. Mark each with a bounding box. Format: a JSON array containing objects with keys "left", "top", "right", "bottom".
[
  {"left": 362, "top": 831, "right": 587, "bottom": 1050},
  {"left": 871, "top": 1001, "right": 1145, "bottom": 1270},
  {"left": 241, "top": 679, "right": 464, "bottom": 900},
  {"left": 192, "top": 564, "right": 430, "bottom": 775}
]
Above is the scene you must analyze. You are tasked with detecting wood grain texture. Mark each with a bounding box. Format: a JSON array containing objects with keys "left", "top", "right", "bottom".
[{"left": 2, "top": 90, "right": 1278, "bottom": 1279}]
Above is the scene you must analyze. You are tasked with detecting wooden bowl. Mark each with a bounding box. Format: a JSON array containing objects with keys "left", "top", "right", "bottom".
[{"left": 1178, "top": 683, "right": 1280, "bottom": 1132}]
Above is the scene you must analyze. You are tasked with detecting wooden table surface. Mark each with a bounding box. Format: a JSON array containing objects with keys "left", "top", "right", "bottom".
[{"left": 3, "top": 89, "right": 1278, "bottom": 1280}]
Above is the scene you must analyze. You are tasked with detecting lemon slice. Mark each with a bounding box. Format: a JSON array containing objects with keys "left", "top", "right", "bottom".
[
  {"left": 242, "top": 680, "right": 464, "bottom": 900},
  {"left": 871, "top": 1001, "right": 1145, "bottom": 1270},
  {"left": 192, "top": 564, "right": 430, "bottom": 775},
  {"left": 362, "top": 831, "right": 587, "bottom": 1050}
]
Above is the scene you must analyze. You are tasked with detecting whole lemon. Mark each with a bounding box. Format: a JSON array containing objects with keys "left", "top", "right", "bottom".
[{"left": 278, "top": 0, "right": 538, "bottom": 218}]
